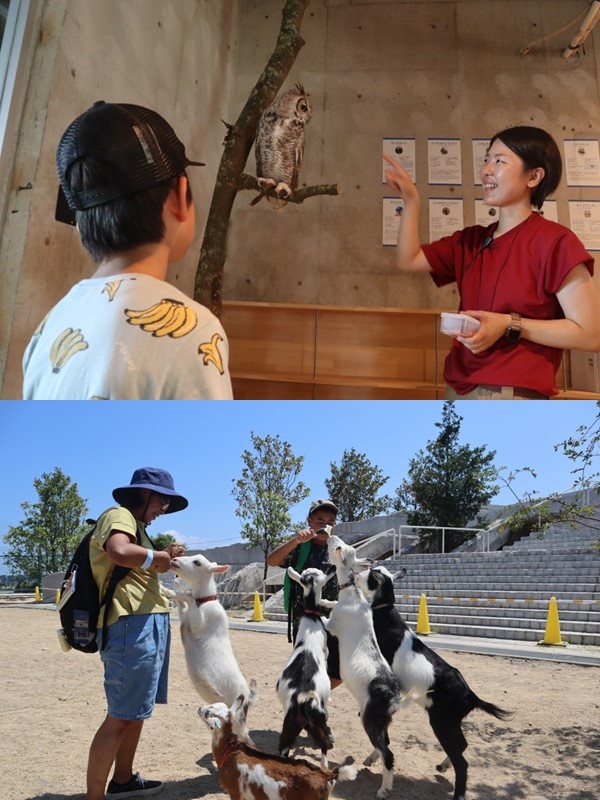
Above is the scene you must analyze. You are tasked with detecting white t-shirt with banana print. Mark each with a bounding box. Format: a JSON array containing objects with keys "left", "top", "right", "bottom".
[{"left": 23, "top": 274, "right": 233, "bottom": 399}]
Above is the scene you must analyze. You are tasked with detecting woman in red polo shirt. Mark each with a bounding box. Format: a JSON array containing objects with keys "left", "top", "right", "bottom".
[{"left": 384, "top": 125, "right": 600, "bottom": 399}]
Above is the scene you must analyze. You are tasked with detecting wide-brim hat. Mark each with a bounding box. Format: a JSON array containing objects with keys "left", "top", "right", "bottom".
[
  {"left": 56, "top": 100, "right": 205, "bottom": 214},
  {"left": 309, "top": 499, "right": 339, "bottom": 516},
  {"left": 112, "top": 467, "right": 188, "bottom": 514}
]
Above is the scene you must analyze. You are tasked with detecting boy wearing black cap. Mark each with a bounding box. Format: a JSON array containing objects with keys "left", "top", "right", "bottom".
[
  {"left": 267, "top": 499, "right": 342, "bottom": 688},
  {"left": 22, "top": 101, "right": 233, "bottom": 400},
  {"left": 87, "top": 467, "right": 187, "bottom": 800}
]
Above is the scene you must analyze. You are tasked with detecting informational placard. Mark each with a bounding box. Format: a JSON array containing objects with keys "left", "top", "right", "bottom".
[
  {"left": 569, "top": 200, "right": 600, "bottom": 250},
  {"left": 382, "top": 197, "right": 404, "bottom": 246},
  {"left": 564, "top": 139, "right": 600, "bottom": 187},
  {"left": 474, "top": 200, "right": 499, "bottom": 227},
  {"left": 537, "top": 201, "right": 558, "bottom": 224},
  {"left": 428, "top": 138, "right": 462, "bottom": 185},
  {"left": 429, "top": 198, "right": 464, "bottom": 241},
  {"left": 382, "top": 138, "right": 416, "bottom": 183},
  {"left": 472, "top": 139, "right": 489, "bottom": 185}
]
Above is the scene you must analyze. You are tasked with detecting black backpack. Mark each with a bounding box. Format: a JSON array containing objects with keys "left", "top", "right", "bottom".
[{"left": 58, "top": 518, "right": 138, "bottom": 653}]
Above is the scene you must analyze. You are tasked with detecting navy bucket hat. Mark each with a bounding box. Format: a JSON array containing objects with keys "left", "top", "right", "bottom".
[{"left": 112, "top": 467, "right": 188, "bottom": 513}]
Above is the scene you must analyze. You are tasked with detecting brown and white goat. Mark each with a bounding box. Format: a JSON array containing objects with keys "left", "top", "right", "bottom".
[
  {"left": 276, "top": 566, "right": 334, "bottom": 767},
  {"left": 357, "top": 565, "right": 513, "bottom": 800},
  {"left": 199, "top": 695, "right": 357, "bottom": 800},
  {"left": 322, "top": 535, "right": 413, "bottom": 798},
  {"left": 165, "top": 554, "right": 256, "bottom": 712}
]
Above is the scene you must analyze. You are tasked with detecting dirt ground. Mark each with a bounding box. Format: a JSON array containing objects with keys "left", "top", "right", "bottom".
[{"left": 1, "top": 604, "right": 599, "bottom": 800}]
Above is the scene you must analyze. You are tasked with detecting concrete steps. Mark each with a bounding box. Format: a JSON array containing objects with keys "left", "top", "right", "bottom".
[{"left": 385, "top": 512, "right": 600, "bottom": 645}]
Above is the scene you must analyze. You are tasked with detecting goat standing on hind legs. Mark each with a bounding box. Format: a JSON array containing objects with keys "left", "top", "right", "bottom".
[
  {"left": 276, "top": 567, "right": 335, "bottom": 767},
  {"left": 357, "top": 565, "right": 513, "bottom": 800},
  {"left": 322, "top": 536, "right": 415, "bottom": 799},
  {"left": 165, "top": 554, "right": 257, "bottom": 723}
]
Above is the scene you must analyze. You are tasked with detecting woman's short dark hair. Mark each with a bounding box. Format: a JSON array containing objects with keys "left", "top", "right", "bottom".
[
  {"left": 489, "top": 126, "right": 562, "bottom": 210},
  {"left": 66, "top": 158, "right": 192, "bottom": 262}
]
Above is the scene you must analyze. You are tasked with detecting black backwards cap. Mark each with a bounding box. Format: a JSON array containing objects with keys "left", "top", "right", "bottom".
[{"left": 55, "top": 100, "right": 205, "bottom": 221}]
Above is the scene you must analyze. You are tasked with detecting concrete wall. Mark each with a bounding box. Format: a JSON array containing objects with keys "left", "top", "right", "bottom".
[
  {"left": 2, "top": 0, "right": 599, "bottom": 396},
  {"left": 0, "top": 0, "right": 238, "bottom": 397}
]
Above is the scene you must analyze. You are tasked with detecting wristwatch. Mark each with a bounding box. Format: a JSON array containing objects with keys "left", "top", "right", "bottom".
[{"left": 505, "top": 312, "right": 522, "bottom": 342}]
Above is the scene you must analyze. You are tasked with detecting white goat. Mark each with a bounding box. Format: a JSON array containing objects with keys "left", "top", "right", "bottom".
[
  {"left": 199, "top": 694, "right": 357, "bottom": 800},
  {"left": 276, "top": 566, "right": 335, "bottom": 767},
  {"left": 165, "top": 554, "right": 256, "bottom": 713},
  {"left": 321, "top": 535, "right": 409, "bottom": 798}
]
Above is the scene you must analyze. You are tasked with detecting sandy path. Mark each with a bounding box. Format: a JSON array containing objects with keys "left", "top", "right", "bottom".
[{"left": 0, "top": 605, "right": 598, "bottom": 800}]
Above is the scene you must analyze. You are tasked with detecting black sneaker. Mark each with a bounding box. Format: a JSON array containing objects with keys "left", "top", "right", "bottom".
[{"left": 105, "top": 772, "right": 162, "bottom": 798}]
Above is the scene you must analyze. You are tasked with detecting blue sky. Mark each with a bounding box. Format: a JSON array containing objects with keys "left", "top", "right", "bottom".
[{"left": 0, "top": 400, "right": 598, "bottom": 568}]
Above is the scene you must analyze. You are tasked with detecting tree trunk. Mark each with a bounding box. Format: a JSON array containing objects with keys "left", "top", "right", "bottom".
[{"left": 194, "top": 0, "right": 311, "bottom": 317}]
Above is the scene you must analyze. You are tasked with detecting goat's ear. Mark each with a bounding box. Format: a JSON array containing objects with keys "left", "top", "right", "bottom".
[
  {"left": 393, "top": 568, "right": 407, "bottom": 581},
  {"left": 231, "top": 694, "right": 246, "bottom": 717},
  {"left": 287, "top": 566, "right": 302, "bottom": 584},
  {"left": 211, "top": 564, "right": 230, "bottom": 574},
  {"left": 324, "top": 563, "right": 337, "bottom": 576}
]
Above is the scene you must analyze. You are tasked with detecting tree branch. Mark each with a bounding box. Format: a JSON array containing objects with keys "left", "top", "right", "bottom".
[{"left": 237, "top": 172, "right": 340, "bottom": 204}]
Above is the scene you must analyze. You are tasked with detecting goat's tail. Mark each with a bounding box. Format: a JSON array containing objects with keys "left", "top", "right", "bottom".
[
  {"left": 298, "top": 691, "right": 332, "bottom": 749},
  {"left": 476, "top": 697, "right": 513, "bottom": 721}
]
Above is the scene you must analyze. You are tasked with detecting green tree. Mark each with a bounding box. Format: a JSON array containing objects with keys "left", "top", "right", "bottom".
[
  {"left": 153, "top": 533, "right": 177, "bottom": 551},
  {"left": 232, "top": 432, "right": 310, "bottom": 578},
  {"left": 3, "top": 468, "right": 88, "bottom": 584},
  {"left": 393, "top": 402, "right": 499, "bottom": 551},
  {"left": 325, "top": 448, "right": 392, "bottom": 522}
]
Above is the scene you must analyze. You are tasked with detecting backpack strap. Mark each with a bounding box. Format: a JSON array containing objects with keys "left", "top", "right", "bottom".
[
  {"left": 96, "top": 522, "right": 144, "bottom": 651},
  {"left": 284, "top": 541, "right": 312, "bottom": 644}
]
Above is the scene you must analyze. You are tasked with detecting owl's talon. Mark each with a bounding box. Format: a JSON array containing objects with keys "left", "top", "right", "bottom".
[
  {"left": 257, "top": 177, "right": 276, "bottom": 190},
  {"left": 275, "top": 182, "right": 292, "bottom": 199}
]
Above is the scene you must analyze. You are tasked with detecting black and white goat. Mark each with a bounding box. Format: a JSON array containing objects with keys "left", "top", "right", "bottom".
[
  {"left": 321, "top": 535, "right": 411, "bottom": 799},
  {"left": 165, "top": 554, "right": 257, "bottom": 715},
  {"left": 356, "top": 565, "right": 513, "bottom": 800},
  {"left": 276, "top": 566, "right": 335, "bottom": 767}
]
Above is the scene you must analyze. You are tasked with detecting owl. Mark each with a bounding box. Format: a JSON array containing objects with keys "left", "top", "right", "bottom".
[{"left": 252, "top": 83, "right": 312, "bottom": 209}]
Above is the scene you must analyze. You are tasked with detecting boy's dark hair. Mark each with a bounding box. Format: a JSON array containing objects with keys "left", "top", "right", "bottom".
[
  {"left": 489, "top": 125, "right": 562, "bottom": 210},
  {"left": 66, "top": 159, "right": 192, "bottom": 262}
]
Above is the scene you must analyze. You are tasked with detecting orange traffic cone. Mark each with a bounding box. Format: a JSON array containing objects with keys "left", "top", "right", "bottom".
[{"left": 416, "top": 593, "right": 431, "bottom": 635}]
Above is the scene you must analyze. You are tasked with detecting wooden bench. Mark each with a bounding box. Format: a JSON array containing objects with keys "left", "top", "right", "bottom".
[{"left": 221, "top": 301, "right": 599, "bottom": 400}]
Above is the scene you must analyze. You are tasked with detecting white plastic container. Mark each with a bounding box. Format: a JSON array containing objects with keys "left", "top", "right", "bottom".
[{"left": 440, "top": 312, "right": 481, "bottom": 336}]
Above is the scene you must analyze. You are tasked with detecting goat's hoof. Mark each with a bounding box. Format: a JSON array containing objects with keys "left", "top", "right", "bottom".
[
  {"left": 376, "top": 789, "right": 389, "bottom": 799},
  {"left": 436, "top": 758, "right": 451, "bottom": 774}
]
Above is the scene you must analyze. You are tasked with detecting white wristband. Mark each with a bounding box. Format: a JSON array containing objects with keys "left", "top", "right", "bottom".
[{"left": 141, "top": 549, "right": 154, "bottom": 569}]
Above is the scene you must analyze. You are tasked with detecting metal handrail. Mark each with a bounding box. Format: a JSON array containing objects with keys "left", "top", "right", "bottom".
[{"left": 396, "top": 525, "right": 486, "bottom": 554}]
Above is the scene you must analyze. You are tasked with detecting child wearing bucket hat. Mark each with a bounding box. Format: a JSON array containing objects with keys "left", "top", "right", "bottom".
[
  {"left": 22, "top": 101, "right": 233, "bottom": 400},
  {"left": 86, "top": 467, "right": 187, "bottom": 800},
  {"left": 267, "top": 499, "right": 342, "bottom": 688}
]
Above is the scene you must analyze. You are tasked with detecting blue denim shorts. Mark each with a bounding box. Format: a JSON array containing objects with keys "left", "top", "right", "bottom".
[{"left": 100, "top": 612, "right": 170, "bottom": 721}]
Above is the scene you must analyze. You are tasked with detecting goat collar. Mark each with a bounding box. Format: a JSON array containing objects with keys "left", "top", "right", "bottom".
[
  {"left": 217, "top": 740, "right": 243, "bottom": 770},
  {"left": 302, "top": 608, "right": 323, "bottom": 618},
  {"left": 372, "top": 602, "right": 394, "bottom": 610},
  {"left": 339, "top": 580, "right": 354, "bottom": 590},
  {"left": 195, "top": 594, "right": 217, "bottom": 606}
]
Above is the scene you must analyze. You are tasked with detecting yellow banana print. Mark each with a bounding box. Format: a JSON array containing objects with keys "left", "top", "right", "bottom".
[
  {"left": 102, "top": 280, "right": 123, "bottom": 301},
  {"left": 124, "top": 299, "right": 198, "bottom": 338},
  {"left": 171, "top": 305, "right": 197, "bottom": 338},
  {"left": 199, "top": 333, "right": 225, "bottom": 374},
  {"left": 50, "top": 328, "right": 89, "bottom": 373}
]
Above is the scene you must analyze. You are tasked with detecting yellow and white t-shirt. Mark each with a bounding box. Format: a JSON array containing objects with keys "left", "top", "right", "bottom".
[{"left": 22, "top": 273, "right": 233, "bottom": 399}]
